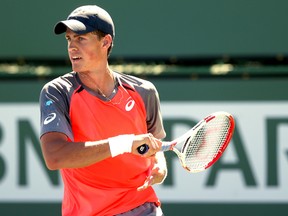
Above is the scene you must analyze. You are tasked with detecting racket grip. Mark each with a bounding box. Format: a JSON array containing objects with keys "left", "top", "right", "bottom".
[
  {"left": 137, "top": 142, "right": 172, "bottom": 154},
  {"left": 137, "top": 144, "right": 149, "bottom": 154}
]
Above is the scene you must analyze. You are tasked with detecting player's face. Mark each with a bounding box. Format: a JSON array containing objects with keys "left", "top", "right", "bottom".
[{"left": 65, "top": 28, "right": 107, "bottom": 72}]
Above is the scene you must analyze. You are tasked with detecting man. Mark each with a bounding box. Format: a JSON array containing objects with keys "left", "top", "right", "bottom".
[{"left": 39, "top": 5, "right": 167, "bottom": 216}]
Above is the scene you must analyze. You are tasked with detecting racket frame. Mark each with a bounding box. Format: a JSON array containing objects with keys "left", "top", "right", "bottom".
[{"left": 163, "top": 111, "right": 235, "bottom": 172}]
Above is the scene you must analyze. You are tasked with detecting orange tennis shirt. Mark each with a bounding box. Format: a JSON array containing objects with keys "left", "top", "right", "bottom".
[{"left": 40, "top": 71, "right": 166, "bottom": 215}]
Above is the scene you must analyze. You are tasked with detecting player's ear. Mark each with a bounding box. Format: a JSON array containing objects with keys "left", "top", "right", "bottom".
[
  {"left": 103, "top": 40, "right": 108, "bottom": 46},
  {"left": 102, "top": 35, "right": 112, "bottom": 47}
]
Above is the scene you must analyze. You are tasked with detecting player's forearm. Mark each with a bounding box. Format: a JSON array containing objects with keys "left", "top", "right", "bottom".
[
  {"left": 42, "top": 139, "right": 111, "bottom": 170},
  {"left": 41, "top": 133, "right": 161, "bottom": 170}
]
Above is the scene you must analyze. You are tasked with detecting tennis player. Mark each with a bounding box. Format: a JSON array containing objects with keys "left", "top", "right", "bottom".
[{"left": 39, "top": 4, "right": 167, "bottom": 216}]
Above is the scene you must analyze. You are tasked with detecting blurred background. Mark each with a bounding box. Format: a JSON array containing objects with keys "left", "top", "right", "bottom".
[{"left": 0, "top": 0, "right": 288, "bottom": 215}]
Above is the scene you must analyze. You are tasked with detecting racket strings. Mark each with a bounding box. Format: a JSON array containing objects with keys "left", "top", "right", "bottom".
[{"left": 183, "top": 116, "right": 230, "bottom": 171}]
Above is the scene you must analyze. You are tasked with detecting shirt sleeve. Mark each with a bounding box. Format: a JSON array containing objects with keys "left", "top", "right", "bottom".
[
  {"left": 144, "top": 82, "right": 166, "bottom": 140},
  {"left": 39, "top": 79, "right": 74, "bottom": 141}
]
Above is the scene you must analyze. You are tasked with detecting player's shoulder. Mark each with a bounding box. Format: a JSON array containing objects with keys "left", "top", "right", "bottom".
[
  {"left": 42, "top": 71, "right": 78, "bottom": 92},
  {"left": 114, "top": 71, "right": 156, "bottom": 91}
]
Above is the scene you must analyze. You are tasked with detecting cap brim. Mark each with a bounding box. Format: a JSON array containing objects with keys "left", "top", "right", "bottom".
[{"left": 54, "top": 20, "right": 93, "bottom": 35}]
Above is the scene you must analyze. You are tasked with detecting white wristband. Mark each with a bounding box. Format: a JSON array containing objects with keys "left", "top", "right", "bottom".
[{"left": 108, "top": 134, "right": 134, "bottom": 157}]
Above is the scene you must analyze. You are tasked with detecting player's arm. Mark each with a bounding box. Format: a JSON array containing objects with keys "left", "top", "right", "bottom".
[
  {"left": 40, "top": 132, "right": 161, "bottom": 170},
  {"left": 152, "top": 151, "right": 168, "bottom": 184}
]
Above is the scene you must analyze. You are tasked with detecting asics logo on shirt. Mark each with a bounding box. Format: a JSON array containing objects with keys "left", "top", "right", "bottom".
[
  {"left": 44, "top": 113, "right": 56, "bottom": 125},
  {"left": 125, "top": 99, "right": 135, "bottom": 111}
]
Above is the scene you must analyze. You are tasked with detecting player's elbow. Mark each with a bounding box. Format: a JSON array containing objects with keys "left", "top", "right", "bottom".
[
  {"left": 40, "top": 133, "right": 68, "bottom": 170},
  {"left": 43, "top": 155, "right": 62, "bottom": 170},
  {"left": 41, "top": 147, "right": 63, "bottom": 170}
]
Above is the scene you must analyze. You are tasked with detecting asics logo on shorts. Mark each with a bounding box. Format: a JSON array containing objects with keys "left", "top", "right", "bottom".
[{"left": 44, "top": 113, "right": 57, "bottom": 125}]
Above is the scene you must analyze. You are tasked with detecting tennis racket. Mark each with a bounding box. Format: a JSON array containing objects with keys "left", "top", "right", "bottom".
[{"left": 137, "top": 111, "right": 235, "bottom": 173}]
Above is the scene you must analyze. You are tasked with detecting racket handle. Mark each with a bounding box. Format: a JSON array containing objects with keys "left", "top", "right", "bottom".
[
  {"left": 137, "top": 142, "right": 172, "bottom": 154},
  {"left": 137, "top": 144, "right": 149, "bottom": 154}
]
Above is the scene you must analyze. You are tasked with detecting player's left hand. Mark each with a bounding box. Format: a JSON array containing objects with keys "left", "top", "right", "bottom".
[{"left": 137, "top": 155, "right": 167, "bottom": 191}]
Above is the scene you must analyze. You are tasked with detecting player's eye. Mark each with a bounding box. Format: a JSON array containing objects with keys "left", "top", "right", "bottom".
[{"left": 78, "top": 37, "right": 85, "bottom": 41}]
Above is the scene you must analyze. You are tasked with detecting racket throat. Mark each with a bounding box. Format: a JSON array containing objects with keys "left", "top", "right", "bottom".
[{"left": 172, "top": 148, "right": 190, "bottom": 171}]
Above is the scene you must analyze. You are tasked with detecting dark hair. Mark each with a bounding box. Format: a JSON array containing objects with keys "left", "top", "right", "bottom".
[{"left": 91, "top": 30, "right": 113, "bottom": 57}]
